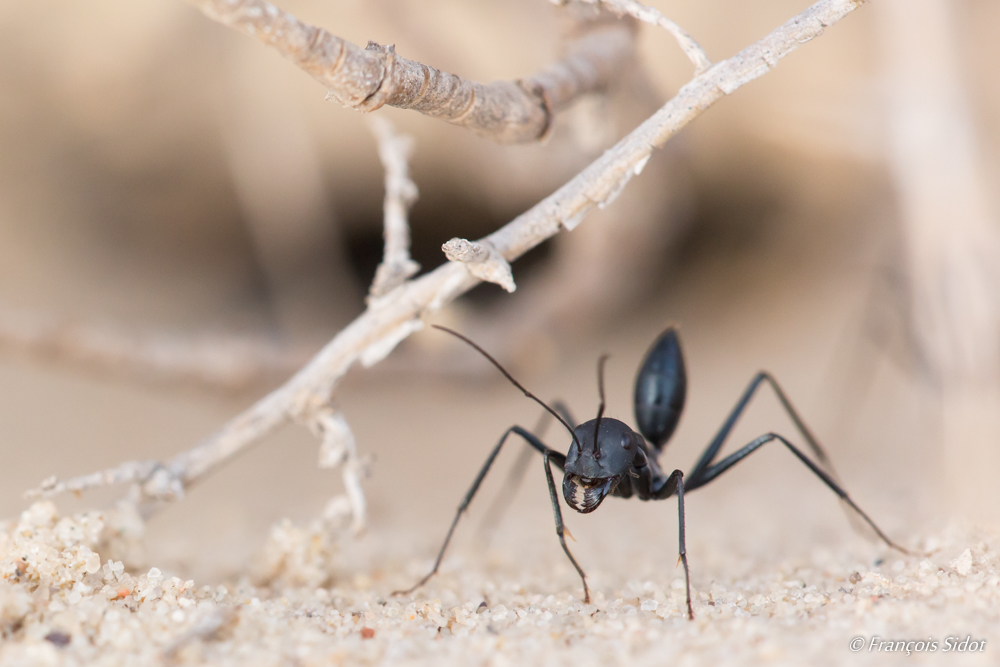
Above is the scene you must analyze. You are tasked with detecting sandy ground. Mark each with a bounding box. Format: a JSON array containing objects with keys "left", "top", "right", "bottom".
[
  {"left": 1, "top": 499, "right": 996, "bottom": 666},
  {"left": 1, "top": 190, "right": 997, "bottom": 665}
]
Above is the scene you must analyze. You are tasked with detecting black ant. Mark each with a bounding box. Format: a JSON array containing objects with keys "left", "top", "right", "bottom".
[{"left": 394, "top": 325, "right": 907, "bottom": 619}]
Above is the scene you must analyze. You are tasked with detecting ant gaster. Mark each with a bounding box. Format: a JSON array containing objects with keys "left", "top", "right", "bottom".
[{"left": 394, "top": 325, "right": 907, "bottom": 619}]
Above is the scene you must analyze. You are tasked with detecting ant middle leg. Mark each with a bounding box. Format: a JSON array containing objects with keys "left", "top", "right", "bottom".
[
  {"left": 652, "top": 470, "right": 694, "bottom": 619},
  {"left": 393, "top": 426, "right": 565, "bottom": 596},
  {"left": 685, "top": 432, "right": 908, "bottom": 554}
]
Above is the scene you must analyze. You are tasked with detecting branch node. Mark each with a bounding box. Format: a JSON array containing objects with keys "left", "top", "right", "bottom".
[
  {"left": 356, "top": 42, "right": 397, "bottom": 112},
  {"left": 516, "top": 79, "right": 555, "bottom": 140},
  {"left": 566, "top": 0, "right": 712, "bottom": 74},
  {"left": 442, "top": 238, "right": 517, "bottom": 292},
  {"left": 141, "top": 466, "right": 186, "bottom": 502}
]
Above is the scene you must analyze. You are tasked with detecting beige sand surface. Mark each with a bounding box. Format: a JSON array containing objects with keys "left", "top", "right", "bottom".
[
  {"left": 0, "top": 495, "right": 996, "bottom": 667},
  {"left": 1, "top": 196, "right": 996, "bottom": 666}
]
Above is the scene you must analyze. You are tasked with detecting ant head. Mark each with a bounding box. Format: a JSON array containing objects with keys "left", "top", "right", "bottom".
[
  {"left": 562, "top": 418, "right": 638, "bottom": 513},
  {"left": 561, "top": 353, "right": 629, "bottom": 514},
  {"left": 430, "top": 326, "right": 639, "bottom": 514}
]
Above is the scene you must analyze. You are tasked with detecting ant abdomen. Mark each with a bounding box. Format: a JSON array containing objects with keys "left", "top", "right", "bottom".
[{"left": 634, "top": 327, "right": 687, "bottom": 450}]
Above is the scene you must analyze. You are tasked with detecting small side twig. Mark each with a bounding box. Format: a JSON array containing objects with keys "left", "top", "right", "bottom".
[
  {"left": 442, "top": 239, "right": 516, "bottom": 293},
  {"left": 306, "top": 407, "right": 368, "bottom": 534},
  {"left": 368, "top": 118, "right": 420, "bottom": 300},
  {"left": 27, "top": 460, "right": 162, "bottom": 500},
  {"left": 561, "top": 0, "right": 712, "bottom": 73},
  {"left": 29, "top": 0, "right": 868, "bottom": 515}
]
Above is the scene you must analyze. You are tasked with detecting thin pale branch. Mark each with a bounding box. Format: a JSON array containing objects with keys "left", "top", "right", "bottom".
[
  {"left": 185, "top": 0, "right": 636, "bottom": 143},
  {"left": 30, "top": 0, "right": 867, "bottom": 511},
  {"left": 368, "top": 118, "right": 420, "bottom": 300},
  {"left": 563, "top": 0, "right": 712, "bottom": 73},
  {"left": 27, "top": 461, "right": 162, "bottom": 500},
  {"left": 0, "top": 305, "right": 300, "bottom": 390}
]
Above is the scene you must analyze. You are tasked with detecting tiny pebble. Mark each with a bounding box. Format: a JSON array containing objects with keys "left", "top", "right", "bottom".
[{"left": 952, "top": 549, "right": 973, "bottom": 576}]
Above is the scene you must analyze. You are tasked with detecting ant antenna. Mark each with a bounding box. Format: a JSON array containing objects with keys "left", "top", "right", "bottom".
[
  {"left": 592, "top": 354, "right": 609, "bottom": 451},
  {"left": 432, "top": 325, "right": 580, "bottom": 448}
]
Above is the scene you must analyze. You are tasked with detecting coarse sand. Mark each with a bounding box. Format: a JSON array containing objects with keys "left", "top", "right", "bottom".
[{"left": 1, "top": 497, "right": 996, "bottom": 666}]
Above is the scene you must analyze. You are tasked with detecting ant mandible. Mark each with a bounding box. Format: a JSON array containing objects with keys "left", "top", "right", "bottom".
[{"left": 394, "top": 325, "right": 907, "bottom": 619}]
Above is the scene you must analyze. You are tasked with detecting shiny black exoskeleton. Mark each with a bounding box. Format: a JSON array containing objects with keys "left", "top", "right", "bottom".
[
  {"left": 396, "top": 326, "right": 907, "bottom": 619},
  {"left": 562, "top": 328, "right": 686, "bottom": 516}
]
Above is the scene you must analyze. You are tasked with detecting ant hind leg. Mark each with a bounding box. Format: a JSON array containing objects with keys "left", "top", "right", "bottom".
[
  {"left": 688, "top": 372, "right": 841, "bottom": 487},
  {"left": 686, "top": 432, "right": 908, "bottom": 554}
]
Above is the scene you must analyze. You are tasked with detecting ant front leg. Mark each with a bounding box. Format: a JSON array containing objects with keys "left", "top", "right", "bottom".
[
  {"left": 685, "top": 432, "right": 908, "bottom": 554},
  {"left": 653, "top": 469, "right": 694, "bottom": 619},
  {"left": 393, "top": 426, "right": 565, "bottom": 597},
  {"left": 542, "top": 451, "right": 590, "bottom": 604},
  {"left": 477, "top": 402, "right": 577, "bottom": 543}
]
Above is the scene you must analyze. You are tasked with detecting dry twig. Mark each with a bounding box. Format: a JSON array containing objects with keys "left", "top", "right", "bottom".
[
  {"left": 30, "top": 0, "right": 869, "bottom": 516},
  {"left": 561, "top": 0, "right": 711, "bottom": 73},
  {"left": 368, "top": 118, "right": 421, "bottom": 300},
  {"left": 308, "top": 407, "right": 368, "bottom": 534},
  {"left": 0, "top": 306, "right": 300, "bottom": 391},
  {"left": 185, "top": 0, "right": 637, "bottom": 143}
]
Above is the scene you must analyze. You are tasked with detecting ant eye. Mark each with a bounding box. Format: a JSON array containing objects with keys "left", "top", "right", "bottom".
[
  {"left": 621, "top": 433, "right": 632, "bottom": 450},
  {"left": 633, "top": 449, "right": 647, "bottom": 468}
]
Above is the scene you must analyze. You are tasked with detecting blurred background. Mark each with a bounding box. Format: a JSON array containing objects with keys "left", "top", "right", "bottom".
[{"left": 0, "top": 0, "right": 998, "bottom": 584}]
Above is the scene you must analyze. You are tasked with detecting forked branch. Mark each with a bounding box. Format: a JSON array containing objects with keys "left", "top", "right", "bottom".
[
  {"left": 30, "top": 0, "right": 869, "bottom": 514},
  {"left": 563, "top": 0, "right": 712, "bottom": 73}
]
